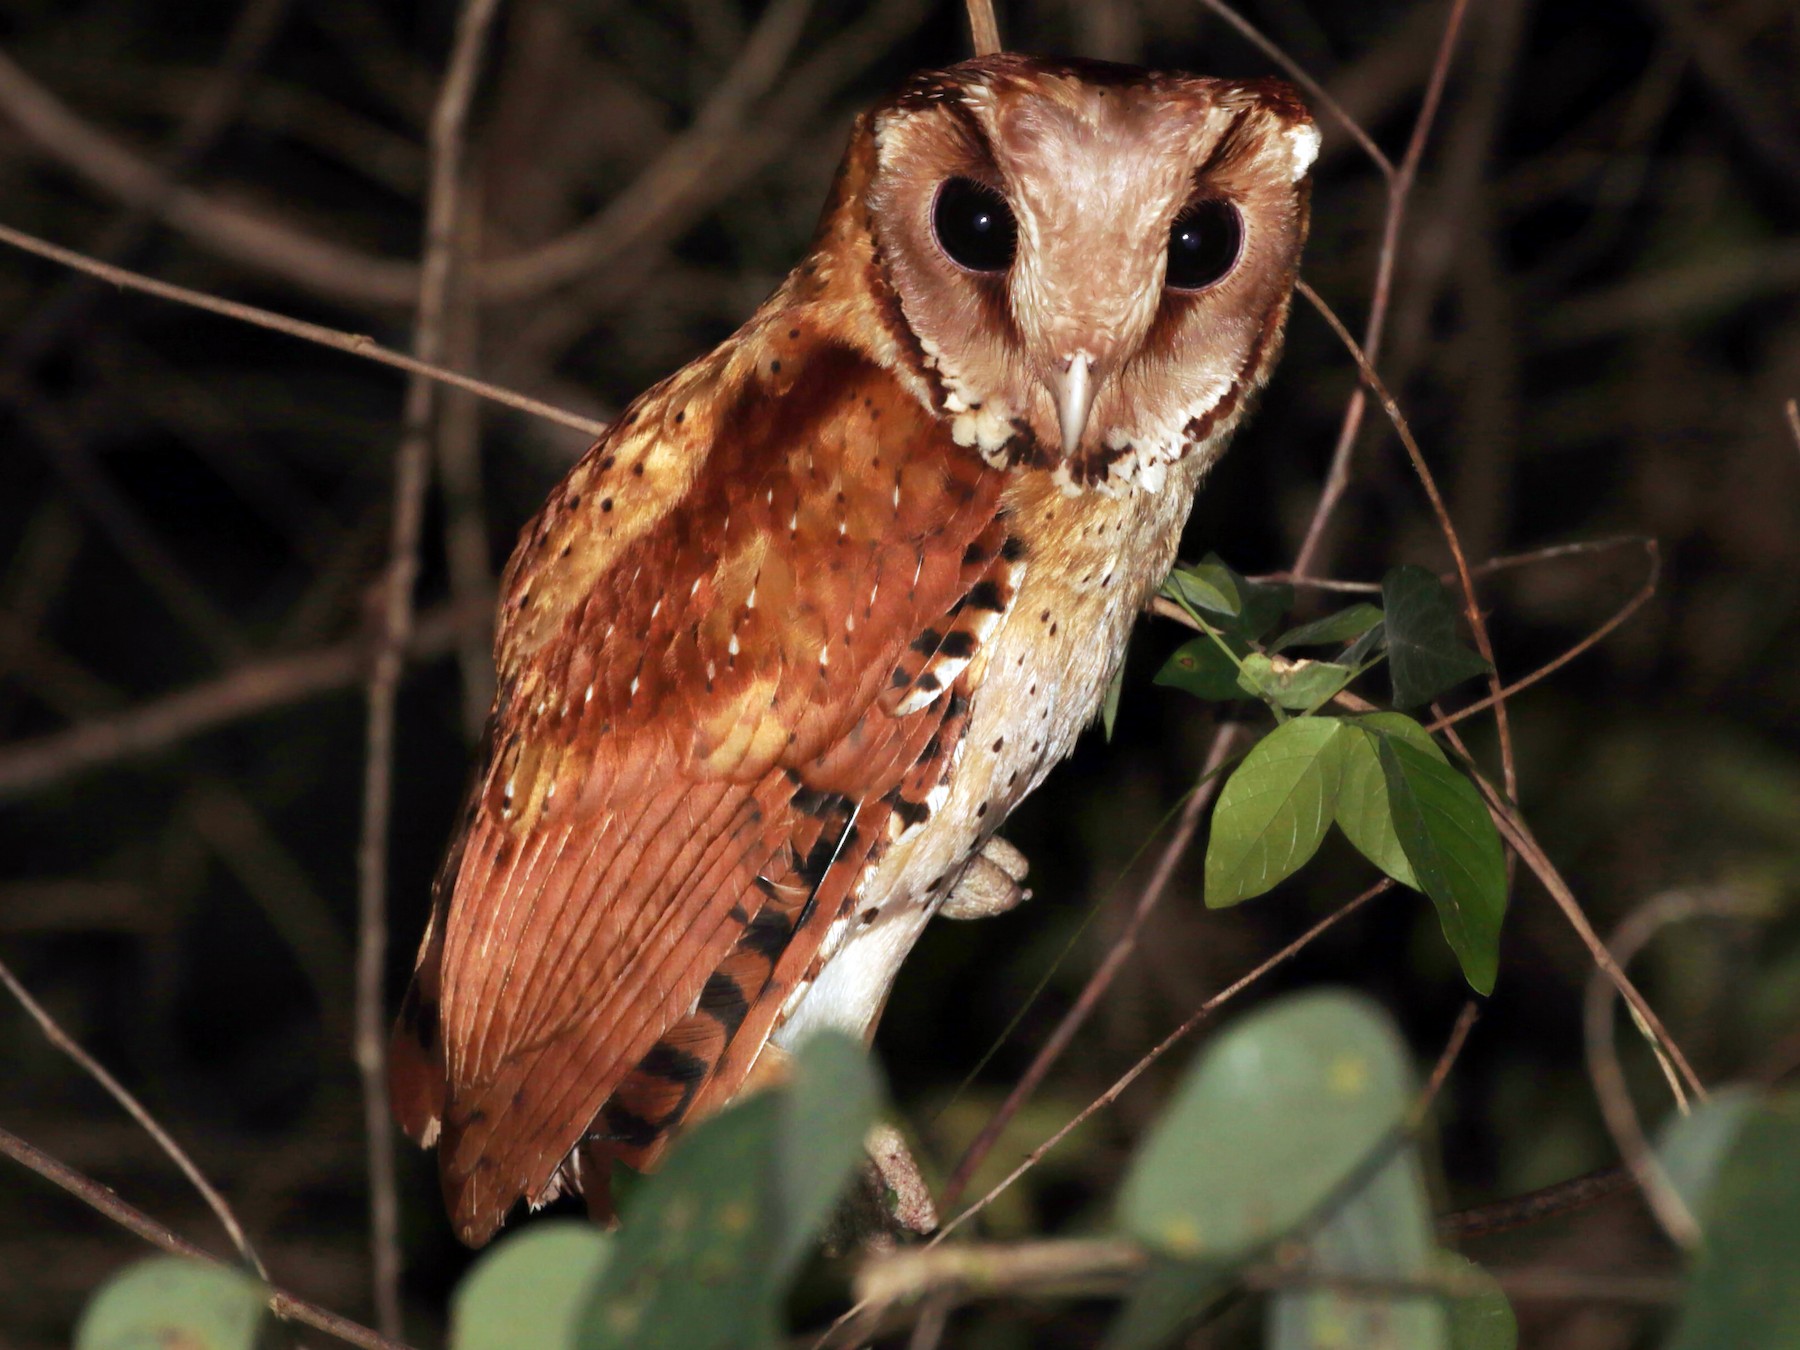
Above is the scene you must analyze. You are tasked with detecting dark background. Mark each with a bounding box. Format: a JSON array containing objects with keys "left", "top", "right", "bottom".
[{"left": 1, "top": 0, "right": 1797, "bottom": 1345}]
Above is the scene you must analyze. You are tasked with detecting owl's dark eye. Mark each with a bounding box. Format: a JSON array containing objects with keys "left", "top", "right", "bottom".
[
  {"left": 1166, "top": 198, "right": 1243, "bottom": 291},
  {"left": 933, "top": 178, "right": 1018, "bottom": 273}
]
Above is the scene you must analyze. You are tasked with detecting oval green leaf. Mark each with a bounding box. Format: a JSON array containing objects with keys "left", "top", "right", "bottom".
[
  {"left": 1163, "top": 562, "right": 1241, "bottom": 618},
  {"left": 454, "top": 1222, "right": 613, "bottom": 1350},
  {"left": 1377, "top": 736, "right": 1508, "bottom": 994},
  {"left": 1439, "top": 1252, "right": 1517, "bottom": 1350},
  {"left": 1336, "top": 714, "right": 1448, "bottom": 890},
  {"left": 1269, "top": 1148, "right": 1448, "bottom": 1350},
  {"left": 76, "top": 1256, "right": 266, "bottom": 1350},
  {"left": 1205, "top": 717, "right": 1346, "bottom": 908},
  {"left": 774, "top": 1030, "right": 880, "bottom": 1278},
  {"left": 1666, "top": 1092, "right": 1800, "bottom": 1350},
  {"left": 1117, "top": 989, "right": 1414, "bottom": 1265},
  {"left": 1381, "top": 567, "right": 1492, "bottom": 710},
  {"left": 1155, "top": 636, "right": 1249, "bottom": 703},
  {"left": 1236, "top": 654, "right": 1354, "bottom": 711},
  {"left": 1273, "top": 603, "right": 1385, "bottom": 653}
]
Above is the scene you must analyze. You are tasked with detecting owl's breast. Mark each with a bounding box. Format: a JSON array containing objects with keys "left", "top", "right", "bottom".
[{"left": 770, "top": 454, "right": 1210, "bottom": 1048}]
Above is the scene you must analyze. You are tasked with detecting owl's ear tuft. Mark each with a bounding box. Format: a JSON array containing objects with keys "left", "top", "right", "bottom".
[{"left": 1285, "top": 122, "right": 1321, "bottom": 182}]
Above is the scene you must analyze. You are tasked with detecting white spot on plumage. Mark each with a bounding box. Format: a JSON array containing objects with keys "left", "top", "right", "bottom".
[
  {"left": 729, "top": 633, "right": 740, "bottom": 657},
  {"left": 628, "top": 675, "right": 639, "bottom": 698},
  {"left": 584, "top": 684, "right": 594, "bottom": 704}
]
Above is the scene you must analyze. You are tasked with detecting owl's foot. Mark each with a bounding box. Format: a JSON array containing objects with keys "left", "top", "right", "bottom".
[
  {"left": 823, "top": 1121, "right": 940, "bottom": 1254},
  {"left": 938, "top": 836, "right": 1032, "bottom": 920}
]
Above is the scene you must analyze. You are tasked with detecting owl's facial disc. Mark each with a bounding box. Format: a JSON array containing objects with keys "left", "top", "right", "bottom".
[{"left": 868, "top": 57, "right": 1315, "bottom": 491}]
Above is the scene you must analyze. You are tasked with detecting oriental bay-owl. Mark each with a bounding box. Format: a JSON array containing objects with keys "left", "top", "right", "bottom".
[{"left": 391, "top": 54, "right": 1317, "bottom": 1246}]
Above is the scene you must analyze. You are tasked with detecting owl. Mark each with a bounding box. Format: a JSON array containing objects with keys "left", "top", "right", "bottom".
[{"left": 390, "top": 53, "right": 1317, "bottom": 1246}]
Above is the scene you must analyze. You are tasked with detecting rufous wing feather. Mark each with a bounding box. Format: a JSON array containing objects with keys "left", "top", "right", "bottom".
[{"left": 391, "top": 339, "right": 1011, "bottom": 1245}]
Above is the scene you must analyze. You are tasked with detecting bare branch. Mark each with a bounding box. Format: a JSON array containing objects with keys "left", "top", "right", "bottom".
[
  {"left": 0, "top": 604, "right": 471, "bottom": 801},
  {"left": 1290, "top": 0, "right": 1472, "bottom": 576},
  {"left": 964, "top": 0, "right": 1002, "bottom": 55},
  {"left": 1584, "top": 888, "right": 1765, "bottom": 1250},
  {"left": 0, "top": 1124, "right": 416, "bottom": 1350},
  {"left": 0, "top": 955, "right": 267, "bottom": 1279},
  {"left": 931, "top": 881, "right": 1393, "bottom": 1248},
  {"left": 353, "top": 0, "right": 504, "bottom": 1331},
  {"left": 0, "top": 222, "right": 607, "bottom": 439},
  {"left": 941, "top": 726, "right": 1244, "bottom": 1208},
  {"left": 1295, "top": 277, "right": 1518, "bottom": 802}
]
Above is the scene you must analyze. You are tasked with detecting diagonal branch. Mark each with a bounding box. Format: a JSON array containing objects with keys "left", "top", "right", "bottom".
[
  {"left": 0, "top": 1124, "right": 414, "bottom": 1350},
  {"left": 0, "top": 955, "right": 267, "bottom": 1279}
]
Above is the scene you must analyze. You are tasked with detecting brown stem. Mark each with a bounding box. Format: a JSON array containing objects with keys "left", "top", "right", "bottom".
[
  {"left": 964, "top": 0, "right": 1001, "bottom": 55},
  {"left": 0, "top": 222, "right": 606, "bottom": 439},
  {"left": 940, "top": 726, "right": 1243, "bottom": 1208},
  {"left": 0, "top": 1124, "right": 416, "bottom": 1350},
  {"left": 1290, "top": 0, "right": 1473, "bottom": 577},
  {"left": 353, "top": 0, "right": 503, "bottom": 1331}
]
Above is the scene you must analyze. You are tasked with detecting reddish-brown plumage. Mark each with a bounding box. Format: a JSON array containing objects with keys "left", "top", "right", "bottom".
[{"left": 393, "top": 54, "right": 1316, "bottom": 1246}]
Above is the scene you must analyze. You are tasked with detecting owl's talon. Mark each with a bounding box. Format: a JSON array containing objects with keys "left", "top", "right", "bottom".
[{"left": 939, "top": 835, "right": 1032, "bottom": 920}]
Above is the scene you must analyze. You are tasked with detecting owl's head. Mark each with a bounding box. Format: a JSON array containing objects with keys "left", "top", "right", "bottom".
[{"left": 854, "top": 55, "right": 1316, "bottom": 495}]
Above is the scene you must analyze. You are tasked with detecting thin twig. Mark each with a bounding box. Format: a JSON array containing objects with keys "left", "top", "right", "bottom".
[
  {"left": 941, "top": 726, "right": 1243, "bottom": 1208},
  {"left": 1426, "top": 538, "right": 1660, "bottom": 731},
  {"left": 1295, "top": 277, "right": 1518, "bottom": 804},
  {"left": 354, "top": 0, "right": 503, "bottom": 1330},
  {"left": 0, "top": 603, "right": 473, "bottom": 801},
  {"left": 932, "top": 881, "right": 1392, "bottom": 1246},
  {"left": 1786, "top": 398, "right": 1800, "bottom": 455},
  {"left": 1469, "top": 785, "right": 1705, "bottom": 1103},
  {"left": 1, "top": 0, "right": 295, "bottom": 378},
  {"left": 0, "top": 955, "right": 267, "bottom": 1279},
  {"left": 1583, "top": 888, "right": 1764, "bottom": 1250},
  {"left": 964, "top": 0, "right": 1001, "bottom": 55},
  {"left": 1289, "top": 0, "right": 1472, "bottom": 577},
  {"left": 1411, "top": 1001, "right": 1479, "bottom": 1129},
  {"left": 1439, "top": 1166, "right": 1632, "bottom": 1240},
  {"left": 1194, "top": 0, "right": 1394, "bottom": 180},
  {"left": 0, "top": 222, "right": 607, "bottom": 439},
  {"left": 0, "top": 1124, "right": 416, "bottom": 1350}
]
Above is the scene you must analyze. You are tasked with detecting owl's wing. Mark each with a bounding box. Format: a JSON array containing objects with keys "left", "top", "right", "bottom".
[{"left": 389, "top": 342, "right": 1020, "bottom": 1244}]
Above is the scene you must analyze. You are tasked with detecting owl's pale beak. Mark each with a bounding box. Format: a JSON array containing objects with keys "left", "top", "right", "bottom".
[{"left": 1050, "top": 352, "right": 1099, "bottom": 458}]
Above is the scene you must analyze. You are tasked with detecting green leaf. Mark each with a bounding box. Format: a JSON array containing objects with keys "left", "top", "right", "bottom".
[
  {"left": 454, "top": 1222, "right": 613, "bottom": 1350},
  {"left": 1378, "top": 737, "right": 1508, "bottom": 995},
  {"left": 1335, "top": 714, "right": 1448, "bottom": 891},
  {"left": 1118, "top": 989, "right": 1414, "bottom": 1266},
  {"left": 1163, "top": 561, "right": 1242, "bottom": 619},
  {"left": 1104, "top": 1258, "right": 1228, "bottom": 1350},
  {"left": 76, "top": 1256, "right": 267, "bottom": 1350},
  {"left": 774, "top": 1031, "right": 880, "bottom": 1278},
  {"left": 1235, "top": 580, "right": 1298, "bottom": 643},
  {"left": 1206, "top": 718, "right": 1347, "bottom": 907},
  {"left": 1381, "top": 567, "right": 1492, "bottom": 710},
  {"left": 1269, "top": 1147, "right": 1449, "bottom": 1350},
  {"left": 1438, "top": 1252, "right": 1517, "bottom": 1350},
  {"left": 580, "top": 1031, "right": 877, "bottom": 1350},
  {"left": 1666, "top": 1092, "right": 1800, "bottom": 1350},
  {"left": 1656, "top": 1084, "right": 1760, "bottom": 1219},
  {"left": 1103, "top": 654, "right": 1127, "bottom": 742},
  {"left": 1155, "top": 636, "right": 1250, "bottom": 703},
  {"left": 1343, "top": 619, "right": 1389, "bottom": 670},
  {"left": 1237, "top": 653, "right": 1354, "bottom": 711},
  {"left": 1273, "top": 603, "right": 1385, "bottom": 653}
]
